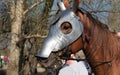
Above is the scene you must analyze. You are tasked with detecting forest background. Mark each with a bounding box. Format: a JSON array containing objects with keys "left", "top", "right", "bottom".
[{"left": 0, "top": 0, "right": 120, "bottom": 75}]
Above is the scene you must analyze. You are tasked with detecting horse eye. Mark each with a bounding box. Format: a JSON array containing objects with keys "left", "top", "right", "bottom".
[{"left": 61, "top": 22, "right": 72, "bottom": 34}]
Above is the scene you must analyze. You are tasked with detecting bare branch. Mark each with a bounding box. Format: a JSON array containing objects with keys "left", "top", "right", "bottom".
[
  {"left": 23, "top": 1, "right": 44, "bottom": 15},
  {"left": 19, "top": 34, "right": 46, "bottom": 41},
  {"left": 25, "top": 35, "right": 46, "bottom": 39},
  {"left": 17, "top": 34, "right": 46, "bottom": 48},
  {"left": 89, "top": 10, "right": 120, "bottom": 13}
]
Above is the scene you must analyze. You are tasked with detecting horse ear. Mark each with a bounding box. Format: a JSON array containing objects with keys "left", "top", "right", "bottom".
[
  {"left": 63, "top": 0, "right": 80, "bottom": 11},
  {"left": 63, "top": 0, "right": 70, "bottom": 8},
  {"left": 72, "top": 0, "right": 80, "bottom": 11}
]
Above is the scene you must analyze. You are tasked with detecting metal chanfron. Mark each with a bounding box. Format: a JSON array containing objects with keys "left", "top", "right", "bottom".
[{"left": 36, "top": 2, "right": 83, "bottom": 58}]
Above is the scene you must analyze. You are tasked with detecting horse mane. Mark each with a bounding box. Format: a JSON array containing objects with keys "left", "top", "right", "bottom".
[{"left": 81, "top": 10, "right": 120, "bottom": 62}]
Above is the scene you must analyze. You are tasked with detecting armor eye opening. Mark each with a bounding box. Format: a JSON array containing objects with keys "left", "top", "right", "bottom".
[{"left": 61, "top": 22, "right": 72, "bottom": 34}]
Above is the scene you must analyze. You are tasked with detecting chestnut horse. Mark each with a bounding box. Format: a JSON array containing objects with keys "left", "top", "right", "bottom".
[
  {"left": 62, "top": 1, "right": 120, "bottom": 75},
  {"left": 36, "top": 0, "right": 120, "bottom": 75}
]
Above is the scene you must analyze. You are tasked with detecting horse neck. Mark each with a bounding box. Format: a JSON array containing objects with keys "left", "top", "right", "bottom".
[
  {"left": 77, "top": 11, "right": 120, "bottom": 75},
  {"left": 77, "top": 11, "right": 98, "bottom": 59},
  {"left": 77, "top": 11, "right": 108, "bottom": 75}
]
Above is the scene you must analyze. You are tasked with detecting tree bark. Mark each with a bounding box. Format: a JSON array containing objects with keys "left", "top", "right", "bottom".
[
  {"left": 7, "top": 0, "right": 24, "bottom": 75},
  {"left": 19, "top": 0, "right": 54, "bottom": 75}
]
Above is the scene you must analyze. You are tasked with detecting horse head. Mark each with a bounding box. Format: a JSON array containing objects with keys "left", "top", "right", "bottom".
[
  {"left": 36, "top": 1, "right": 83, "bottom": 59},
  {"left": 36, "top": 1, "right": 120, "bottom": 75}
]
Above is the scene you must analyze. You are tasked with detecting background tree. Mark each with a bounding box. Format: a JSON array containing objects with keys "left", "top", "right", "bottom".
[
  {"left": 7, "top": 0, "right": 24, "bottom": 75},
  {"left": 0, "top": 0, "right": 10, "bottom": 51},
  {"left": 7, "top": 0, "right": 54, "bottom": 75},
  {"left": 108, "top": 0, "right": 120, "bottom": 32},
  {"left": 79, "top": 0, "right": 120, "bottom": 32},
  {"left": 18, "top": 0, "right": 54, "bottom": 75}
]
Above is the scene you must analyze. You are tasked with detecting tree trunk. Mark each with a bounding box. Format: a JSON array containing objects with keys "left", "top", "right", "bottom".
[
  {"left": 19, "top": 0, "right": 54, "bottom": 75},
  {"left": 7, "top": 0, "right": 24, "bottom": 75}
]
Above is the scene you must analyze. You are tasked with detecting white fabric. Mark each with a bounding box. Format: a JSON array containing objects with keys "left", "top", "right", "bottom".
[
  {"left": 0, "top": 56, "right": 4, "bottom": 59},
  {"left": 59, "top": 61, "right": 90, "bottom": 75}
]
